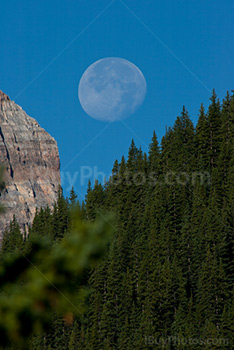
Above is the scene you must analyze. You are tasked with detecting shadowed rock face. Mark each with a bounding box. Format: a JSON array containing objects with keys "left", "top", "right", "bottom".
[{"left": 0, "top": 91, "right": 61, "bottom": 236}]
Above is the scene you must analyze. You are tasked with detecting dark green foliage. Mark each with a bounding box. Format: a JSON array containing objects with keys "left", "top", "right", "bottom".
[
  {"left": 1, "top": 216, "right": 24, "bottom": 258},
  {"left": 81, "top": 91, "right": 233, "bottom": 350},
  {"left": 207, "top": 90, "right": 222, "bottom": 169},
  {"left": 1, "top": 90, "right": 234, "bottom": 349},
  {"left": 0, "top": 183, "right": 114, "bottom": 349},
  {"left": 196, "top": 103, "right": 210, "bottom": 170},
  {"left": 52, "top": 186, "right": 70, "bottom": 239},
  {"left": 148, "top": 130, "right": 160, "bottom": 173},
  {"left": 69, "top": 186, "right": 78, "bottom": 208}
]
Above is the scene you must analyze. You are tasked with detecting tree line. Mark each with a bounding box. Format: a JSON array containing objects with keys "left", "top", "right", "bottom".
[{"left": 1, "top": 90, "right": 234, "bottom": 349}]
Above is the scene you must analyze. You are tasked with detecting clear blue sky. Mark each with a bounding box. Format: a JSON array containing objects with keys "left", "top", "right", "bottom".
[{"left": 1, "top": 0, "right": 234, "bottom": 199}]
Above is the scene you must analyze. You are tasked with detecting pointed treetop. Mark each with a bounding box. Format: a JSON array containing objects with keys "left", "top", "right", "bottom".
[
  {"left": 199, "top": 103, "right": 205, "bottom": 114},
  {"left": 69, "top": 186, "right": 78, "bottom": 206},
  {"left": 149, "top": 130, "right": 159, "bottom": 155},
  {"left": 151, "top": 130, "right": 158, "bottom": 144},
  {"left": 87, "top": 179, "right": 92, "bottom": 192},
  {"left": 119, "top": 155, "right": 126, "bottom": 174},
  {"left": 208, "top": 89, "right": 221, "bottom": 113},
  {"left": 197, "top": 103, "right": 207, "bottom": 123},
  {"left": 112, "top": 160, "right": 119, "bottom": 175},
  {"left": 222, "top": 91, "right": 231, "bottom": 110},
  {"left": 120, "top": 155, "right": 126, "bottom": 164},
  {"left": 173, "top": 106, "right": 193, "bottom": 131},
  {"left": 211, "top": 88, "right": 217, "bottom": 102}
]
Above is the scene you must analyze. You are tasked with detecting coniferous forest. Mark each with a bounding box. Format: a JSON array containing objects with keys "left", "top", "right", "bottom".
[{"left": 1, "top": 90, "right": 234, "bottom": 349}]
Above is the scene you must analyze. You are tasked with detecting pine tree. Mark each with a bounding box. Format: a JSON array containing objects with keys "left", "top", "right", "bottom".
[
  {"left": 207, "top": 89, "right": 222, "bottom": 169},
  {"left": 52, "top": 185, "right": 70, "bottom": 239},
  {"left": 217, "top": 92, "right": 234, "bottom": 193},
  {"left": 161, "top": 106, "right": 195, "bottom": 173},
  {"left": 148, "top": 130, "right": 160, "bottom": 174},
  {"left": 196, "top": 103, "right": 210, "bottom": 170},
  {"left": 69, "top": 186, "right": 78, "bottom": 208},
  {"left": 1, "top": 215, "right": 24, "bottom": 257}
]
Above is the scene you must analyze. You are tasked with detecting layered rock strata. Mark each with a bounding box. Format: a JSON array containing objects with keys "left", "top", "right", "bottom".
[{"left": 0, "top": 91, "right": 61, "bottom": 236}]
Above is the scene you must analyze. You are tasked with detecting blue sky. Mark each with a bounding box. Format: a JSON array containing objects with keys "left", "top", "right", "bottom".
[{"left": 1, "top": 0, "right": 234, "bottom": 199}]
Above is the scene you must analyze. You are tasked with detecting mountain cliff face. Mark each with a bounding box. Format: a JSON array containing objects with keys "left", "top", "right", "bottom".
[{"left": 0, "top": 91, "right": 61, "bottom": 236}]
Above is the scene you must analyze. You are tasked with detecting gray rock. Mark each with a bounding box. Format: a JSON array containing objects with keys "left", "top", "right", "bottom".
[{"left": 0, "top": 91, "right": 61, "bottom": 237}]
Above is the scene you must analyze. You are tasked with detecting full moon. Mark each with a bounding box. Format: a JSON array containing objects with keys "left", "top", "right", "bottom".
[{"left": 78, "top": 57, "right": 147, "bottom": 122}]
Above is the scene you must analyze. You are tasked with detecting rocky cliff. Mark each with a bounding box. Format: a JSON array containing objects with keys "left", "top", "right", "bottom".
[{"left": 0, "top": 91, "right": 61, "bottom": 236}]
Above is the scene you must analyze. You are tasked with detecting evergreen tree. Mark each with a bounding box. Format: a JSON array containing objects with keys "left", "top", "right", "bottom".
[
  {"left": 1, "top": 215, "right": 24, "bottom": 257},
  {"left": 148, "top": 130, "right": 160, "bottom": 174},
  {"left": 196, "top": 103, "right": 210, "bottom": 170},
  {"left": 69, "top": 186, "right": 78, "bottom": 208},
  {"left": 52, "top": 185, "right": 70, "bottom": 239},
  {"left": 207, "top": 89, "right": 222, "bottom": 169}
]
